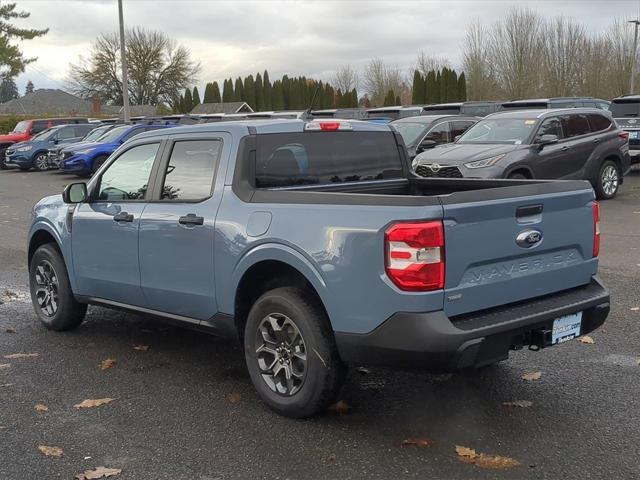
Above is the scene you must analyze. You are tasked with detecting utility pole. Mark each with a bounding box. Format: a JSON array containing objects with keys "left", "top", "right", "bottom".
[
  {"left": 630, "top": 19, "right": 640, "bottom": 95},
  {"left": 118, "top": 0, "right": 130, "bottom": 122}
]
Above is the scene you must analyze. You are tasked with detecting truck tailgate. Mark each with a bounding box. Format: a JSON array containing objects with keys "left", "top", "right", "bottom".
[{"left": 440, "top": 182, "right": 598, "bottom": 317}]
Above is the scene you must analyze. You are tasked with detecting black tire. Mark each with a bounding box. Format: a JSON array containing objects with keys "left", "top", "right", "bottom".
[
  {"left": 507, "top": 172, "right": 527, "bottom": 180},
  {"left": 0, "top": 148, "right": 7, "bottom": 170},
  {"left": 91, "top": 155, "right": 108, "bottom": 174},
  {"left": 33, "top": 152, "right": 49, "bottom": 171},
  {"left": 29, "top": 244, "right": 87, "bottom": 331},
  {"left": 244, "top": 287, "right": 344, "bottom": 418},
  {"left": 19, "top": 167, "right": 30, "bottom": 171},
  {"left": 594, "top": 160, "right": 620, "bottom": 200}
]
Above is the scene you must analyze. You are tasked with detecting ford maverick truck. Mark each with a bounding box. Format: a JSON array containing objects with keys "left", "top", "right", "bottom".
[{"left": 28, "top": 119, "right": 609, "bottom": 417}]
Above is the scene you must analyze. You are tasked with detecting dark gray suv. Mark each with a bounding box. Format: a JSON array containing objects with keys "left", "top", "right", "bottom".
[{"left": 413, "top": 109, "right": 631, "bottom": 199}]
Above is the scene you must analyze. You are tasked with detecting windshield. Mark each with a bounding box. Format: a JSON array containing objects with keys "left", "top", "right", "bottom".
[
  {"left": 96, "top": 125, "right": 129, "bottom": 143},
  {"left": 457, "top": 118, "right": 537, "bottom": 145},
  {"left": 609, "top": 101, "right": 640, "bottom": 117},
  {"left": 83, "top": 125, "right": 112, "bottom": 142},
  {"left": 391, "top": 122, "right": 429, "bottom": 146},
  {"left": 12, "top": 120, "right": 29, "bottom": 134}
]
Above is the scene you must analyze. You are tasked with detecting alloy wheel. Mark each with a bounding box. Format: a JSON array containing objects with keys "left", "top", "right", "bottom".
[
  {"left": 35, "top": 154, "right": 49, "bottom": 171},
  {"left": 34, "top": 260, "right": 59, "bottom": 317},
  {"left": 601, "top": 164, "right": 619, "bottom": 197},
  {"left": 254, "top": 313, "right": 307, "bottom": 396}
]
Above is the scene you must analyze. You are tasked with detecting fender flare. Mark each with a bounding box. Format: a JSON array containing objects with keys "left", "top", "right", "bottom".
[{"left": 28, "top": 221, "right": 77, "bottom": 291}]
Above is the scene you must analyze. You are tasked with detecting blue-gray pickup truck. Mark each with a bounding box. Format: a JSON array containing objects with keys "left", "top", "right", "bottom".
[{"left": 27, "top": 119, "right": 609, "bottom": 417}]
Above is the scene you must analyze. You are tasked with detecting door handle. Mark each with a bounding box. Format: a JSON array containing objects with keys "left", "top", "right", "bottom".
[
  {"left": 178, "top": 213, "right": 204, "bottom": 226},
  {"left": 113, "top": 211, "right": 133, "bottom": 222},
  {"left": 561, "top": 146, "right": 570, "bottom": 151},
  {"left": 593, "top": 138, "right": 601, "bottom": 144}
]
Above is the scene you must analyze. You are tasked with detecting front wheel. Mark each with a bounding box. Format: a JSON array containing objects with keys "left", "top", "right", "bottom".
[
  {"left": 29, "top": 244, "right": 87, "bottom": 331},
  {"left": 33, "top": 153, "right": 49, "bottom": 171},
  {"left": 594, "top": 160, "right": 620, "bottom": 200},
  {"left": 244, "top": 287, "right": 344, "bottom": 418}
]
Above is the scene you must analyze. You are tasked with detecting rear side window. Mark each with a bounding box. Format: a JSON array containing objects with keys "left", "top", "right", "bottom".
[
  {"left": 561, "top": 114, "right": 590, "bottom": 138},
  {"left": 425, "top": 122, "right": 450, "bottom": 143},
  {"left": 161, "top": 140, "right": 221, "bottom": 200},
  {"left": 255, "top": 132, "right": 403, "bottom": 188},
  {"left": 588, "top": 114, "right": 612, "bottom": 132}
]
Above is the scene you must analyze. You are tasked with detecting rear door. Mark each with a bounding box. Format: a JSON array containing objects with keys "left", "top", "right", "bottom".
[
  {"left": 559, "top": 114, "right": 595, "bottom": 178},
  {"left": 138, "top": 134, "right": 227, "bottom": 320},
  {"left": 440, "top": 184, "right": 597, "bottom": 317}
]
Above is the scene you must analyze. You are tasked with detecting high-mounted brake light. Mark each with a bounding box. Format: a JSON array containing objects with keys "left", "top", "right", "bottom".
[
  {"left": 592, "top": 201, "right": 600, "bottom": 258},
  {"left": 305, "top": 121, "right": 353, "bottom": 132},
  {"left": 385, "top": 221, "right": 445, "bottom": 291}
]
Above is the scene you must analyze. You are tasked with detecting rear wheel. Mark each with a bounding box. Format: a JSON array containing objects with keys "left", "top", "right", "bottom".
[
  {"left": 507, "top": 172, "right": 527, "bottom": 180},
  {"left": 29, "top": 244, "right": 87, "bottom": 331},
  {"left": 33, "top": 153, "right": 49, "bottom": 171},
  {"left": 594, "top": 160, "right": 620, "bottom": 200},
  {"left": 244, "top": 287, "right": 344, "bottom": 418},
  {"left": 91, "top": 155, "right": 108, "bottom": 174}
]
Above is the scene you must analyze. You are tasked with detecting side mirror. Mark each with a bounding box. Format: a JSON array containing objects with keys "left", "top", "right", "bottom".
[
  {"left": 534, "top": 134, "right": 559, "bottom": 148},
  {"left": 62, "top": 182, "right": 88, "bottom": 204},
  {"left": 417, "top": 139, "right": 437, "bottom": 153}
]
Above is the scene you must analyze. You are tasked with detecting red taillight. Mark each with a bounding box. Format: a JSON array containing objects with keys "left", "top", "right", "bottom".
[
  {"left": 619, "top": 131, "right": 629, "bottom": 141},
  {"left": 319, "top": 122, "right": 340, "bottom": 131},
  {"left": 592, "top": 201, "right": 600, "bottom": 258},
  {"left": 385, "top": 221, "right": 445, "bottom": 291}
]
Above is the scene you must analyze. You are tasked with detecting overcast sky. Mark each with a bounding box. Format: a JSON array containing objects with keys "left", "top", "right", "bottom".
[{"left": 13, "top": 0, "right": 640, "bottom": 95}]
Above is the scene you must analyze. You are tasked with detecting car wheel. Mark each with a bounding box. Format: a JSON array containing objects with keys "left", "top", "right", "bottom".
[
  {"left": 91, "top": 155, "right": 108, "bottom": 174},
  {"left": 244, "top": 287, "right": 345, "bottom": 418},
  {"left": 0, "top": 148, "right": 7, "bottom": 170},
  {"left": 33, "top": 153, "right": 49, "bottom": 171},
  {"left": 507, "top": 172, "right": 527, "bottom": 180},
  {"left": 29, "top": 244, "right": 87, "bottom": 331},
  {"left": 595, "top": 160, "right": 620, "bottom": 200}
]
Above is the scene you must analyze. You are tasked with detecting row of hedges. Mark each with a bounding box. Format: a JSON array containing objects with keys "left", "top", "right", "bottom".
[{"left": 0, "top": 116, "right": 25, "bottom": 134}]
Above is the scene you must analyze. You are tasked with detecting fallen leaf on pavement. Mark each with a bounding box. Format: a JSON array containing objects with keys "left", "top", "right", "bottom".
[
  {"left": 99, "top": 358, "right": 116, "bottom": 370},
  {"left": 578, "top": 336, "right": 594, "bottom": 344},
  {"left": 0, "top": 364, "right": 10, "bottom": 369},
  {"left": 455, "top": 445, "right": 521, "bottom": 469},
  {"left": 502, "top": 400, "right": 533, "bottom": 408},
  {"left": 3, "top": 353, "right": 39, "bottom": 359},
  {"left": 328, "top": 400, "right": 351, "bottom": 415},
  {"left": 38, "top": 445, "right": 63, "bottom": 457},
  {"left": 401, "top": 437, "right": 435, "bottom": 447},
  {"left": 0, "top": 383, "right": 14, "bottom": 387},
  {"left": 5, "top": 328, "right": 16, "bottom": 333},
  {"left": 133, "top": 344, "right": 149, "bottom": 351},
  {"left": 74, "top": 398, "right": 115, "bottom": 409},
  {"left": 327, "top": 453, "right": 337, "bottom": 464},
  {"left": 521, "top": 371, "right": 542, "bottom": 381},
  {"left": 34, "top": 404, "right": 48, "bottom": 412},
  {"left": 631, "top": 307, "right": 639, "bottom": 312},
  {"left": 226, "top": 393, "right": 241, "bottom": 403},
  {"left": 74, "top": 466, "right": 122, "bottom": 479}
]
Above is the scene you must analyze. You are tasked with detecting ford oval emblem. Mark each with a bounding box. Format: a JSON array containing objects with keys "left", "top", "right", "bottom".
[{"left": 516, "top": 229, "right": 543, "bottom": 248}]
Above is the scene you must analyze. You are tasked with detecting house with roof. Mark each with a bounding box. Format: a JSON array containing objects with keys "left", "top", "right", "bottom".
[{"left": 0, "top": 89, "right": 120, "bottom": 116}]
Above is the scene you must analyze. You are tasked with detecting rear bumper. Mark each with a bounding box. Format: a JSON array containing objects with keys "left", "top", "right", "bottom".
[{"left": 335, "top": 276, "right": 609, "bottom": 371}]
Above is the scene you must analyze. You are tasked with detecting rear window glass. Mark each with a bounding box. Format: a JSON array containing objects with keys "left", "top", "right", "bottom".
[
  {"left": 588, "top": 114, "right": 612, "bottom": 132},
  {"left": 609, "top": 101, "right": 640, "bottom": 117},
  {"left": 561, "top": 114, "right": 590, "bottom": 137},
  {"left": 255, "top": 132, "right": 403, "bottom": 188}
]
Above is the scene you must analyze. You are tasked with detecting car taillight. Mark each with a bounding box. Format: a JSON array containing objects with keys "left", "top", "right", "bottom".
[
  {"left": 592, "top": 201, "right": 600, "bottom": 258},
  {"left": 385, "top": 221, "right": 445, "bottom": 291},
  {"left": 619, "top": 131, "right": 629, "bottom": 141}
]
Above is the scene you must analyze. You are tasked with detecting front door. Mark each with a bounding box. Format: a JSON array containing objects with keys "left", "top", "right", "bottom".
[
  {"left": 139, "top": 137, "right": 224, "bottom": 320},
  {"left": 531, "top": 116, "right": 567, "bottom": 178},
  {"left": 72, "top": 141, "right": 163, "bottom": 306}
]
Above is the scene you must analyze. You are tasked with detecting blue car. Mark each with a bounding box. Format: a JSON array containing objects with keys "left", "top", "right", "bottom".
[
  {"left": 59, "top": 124, "right": 176, "bottom": 176},
  {"left": 5, "top": 124, "right": 96, "bottom": 171}
]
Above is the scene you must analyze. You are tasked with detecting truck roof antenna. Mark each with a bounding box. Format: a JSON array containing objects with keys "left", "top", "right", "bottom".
[{"left": 302, "top": 85, "right": 321, "bottom": 121}]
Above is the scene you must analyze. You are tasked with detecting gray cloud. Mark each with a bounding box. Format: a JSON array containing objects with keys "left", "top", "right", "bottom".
[{"left": 13, "top": 0, "right": 632, "bottom": 94}]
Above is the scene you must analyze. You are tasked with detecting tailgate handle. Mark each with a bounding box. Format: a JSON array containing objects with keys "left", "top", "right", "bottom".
[{"left": 516, "top": 204, "right": 543, "bottom": 218}]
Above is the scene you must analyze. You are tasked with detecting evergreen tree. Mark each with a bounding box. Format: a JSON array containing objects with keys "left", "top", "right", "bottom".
[
  {"left": 192, "top": 86, "right": 201, "bottom": 106},
  {"left": 262, "top": 70, "right": 272, "bottom": 110},
  {"left": 282, "top": 75, "right": 290, "bottom": 109},
  {"left": 234, "top": 77, "right": 244, "bottom": 102},
  {"left": 323, "top": 84, "right": 334, "bottom": 108},
  {"left": 350, "top": 88, "right": 358, "bottom": 108},
  {"left": 440, "top": 68, "right": 448, "bottom": 102},
  {"left": 255, "top": 72, "right": 264, "bottom": 111},
  {"left": 446, "top": 69, "right": 458, "bottom": 102},
  {"left": 457, "top": 72, "right": 467, "bottom": 101},
  {"left": 211, "top": 81, "right": 221, "bottom": 103},
  {"left": 243, "top": 74, "right": 255, "bottom": 108},
  {"left": 289, "top": 77, "right": 303, "bottom": 109},
  {"left": 271, "top": 80, "right": 285, "bottom": 110},
  {"left": 0, "top": 76, "right": 18, "bottom": 102},
  {"left": 336, "top": 89, "right": 344, "bottom": 108},
  {"left": 435, "top": 70, "right": 442, "bottom": 103},
  {"left": 183, "top": 88, "right": 193, "bottom": 112},
  {"left": 411, "top": 70, "right": 425, "bottom": 105},
  {"left": 25, "top": 79, "right": 34, "bottom": 95},
  {"left": 383, "top": 89, "right": 396, "bottom": 106},
  {"left": 395, "top": 95, "right": 401, "bottom": 105},
  {"left": 222, "top": 78, "right": 234, "bottom": 102},
  {"left": 425, "top": 70, "right": 437, "bottom": 104},
  {"left": 203, "top": 82, "right": 214, "bottom": 103}
]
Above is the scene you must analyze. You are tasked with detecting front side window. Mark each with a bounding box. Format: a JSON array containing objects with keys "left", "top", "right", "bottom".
[
  {"left": 537, "top": 117, "right": 563, "bottom": 139},
  {"left": 12, "top": 120, "right": 29, "bottom": 133},
  {"left": 391, "top": 122, "right": 429, "bottom": 146},
  {"left": 97, "top": 143, "right": 159, "bottom": 201},
  {"left": 561, "top": 114, "right": 590, "bottom": 138},
  {"left": 161, "top": 140, "right": 221, "bottom": 200},
  {"left": 57, "top": 127, "right": 76, "bottom": 140},
  {"left": 425, "top": 122, "right": 450, "bottom": 143}
]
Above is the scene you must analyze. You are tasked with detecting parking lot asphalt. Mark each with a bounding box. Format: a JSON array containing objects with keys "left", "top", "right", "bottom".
[{"left": 1, "top": 168, "right": 639, "bottom": 480}]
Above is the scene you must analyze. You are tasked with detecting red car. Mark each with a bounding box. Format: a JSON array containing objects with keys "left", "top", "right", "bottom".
[{"left": 0, "top": 117, "right": 88, "bottom": 169}]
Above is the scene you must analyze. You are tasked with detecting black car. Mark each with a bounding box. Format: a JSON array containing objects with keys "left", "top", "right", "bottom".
[
  {"left": 413, "top": 108, "right": 631, "bottom": 199},
  {"left": 609, "top": 95, "right": 640, "bottom": 164},
  {"left": 390, "top": 114, "right": 479, "bottom": 159}
]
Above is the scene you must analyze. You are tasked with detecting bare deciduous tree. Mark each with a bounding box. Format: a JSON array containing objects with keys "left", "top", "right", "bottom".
[
  {"left": 415, "top": 51, "right": 450, "bottom": 77},
  {"left": 463, "top": 20, "right": 499, "bottom": 100},
  {"left": 540, "top": 17, "right": 587, "bottom": 97},
  {"left": 604, "top": 18, "right": 636, "bottom": 96},
  {"left": 332, "top": 64, "right": 358, "bottom": 93},
  {"left": 362, "top": 57, "right": 407, "bottom": 106},
  {"left": 68, "top": 28, "right": 200, "bottom": 107}
]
